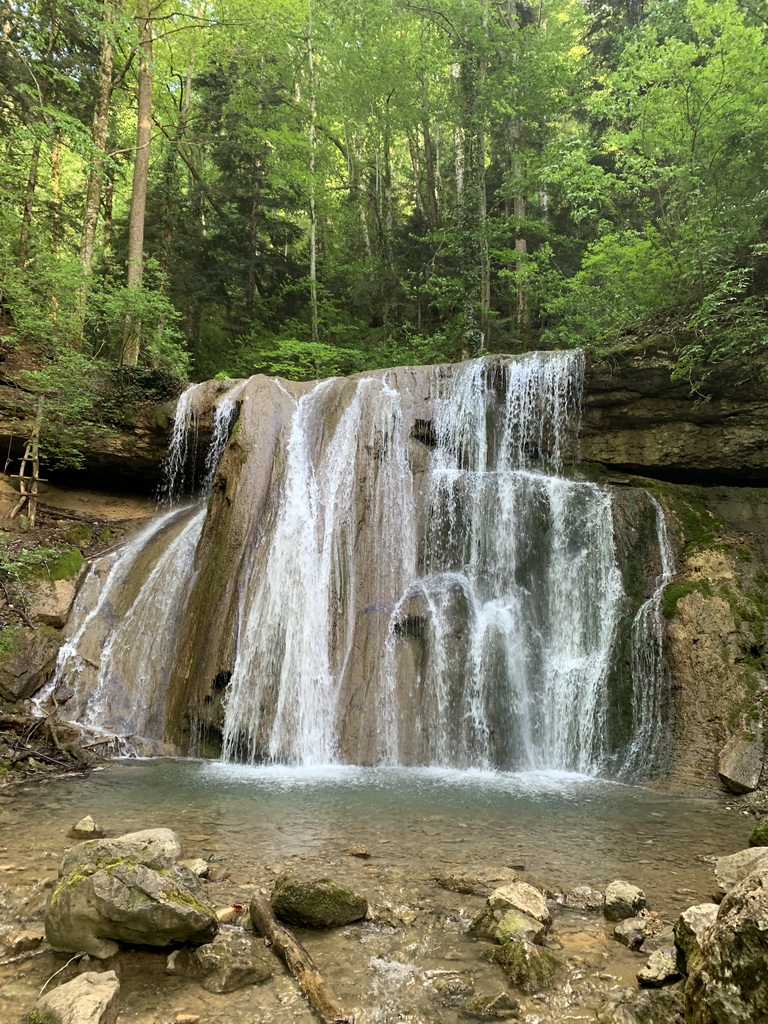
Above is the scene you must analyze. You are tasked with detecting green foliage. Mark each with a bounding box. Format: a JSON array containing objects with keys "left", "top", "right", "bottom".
[
  {"left": 0, "top": 546, "right": 66, "bottom": 582},
  {"left": 24, "top": 349, "right": 184, "bottom": 469},
  {"left": 541, "top": 231, "right": 678, "bottom": 349}
]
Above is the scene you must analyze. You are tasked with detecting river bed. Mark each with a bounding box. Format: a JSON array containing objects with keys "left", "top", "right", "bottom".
[{"left": 0, "top": 759, "right": 752, "bottom": 1023}]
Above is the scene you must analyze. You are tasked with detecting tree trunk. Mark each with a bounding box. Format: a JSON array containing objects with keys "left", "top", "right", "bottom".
[
  {"left": 421, "top": 73, "right": 439, "bottom": 228},
  {"left": 122, "top": 0, "right": 153, "bottom": 366},
  {"left": 79, "top": 5, "right": 114, "bottom": 282},
  {"left": 307, "top": 0, "right": 319, "bottom": 346},
  {"left": 249, "top": 893, "right": 355, "bottom": 1024},
  {"left": 18, "top": 141, "right": 41, "bottom": 268}
]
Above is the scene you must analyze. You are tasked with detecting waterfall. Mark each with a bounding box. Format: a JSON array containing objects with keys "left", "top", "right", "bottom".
[
  {"left": 51, "top": 353, "right": 674, "bottom": 777},
  {"left": 623, "top": 497, "right": 676, "bottom": 777},
  {"left": 159, "top": 384, "right": 201, "bottom": 503}
]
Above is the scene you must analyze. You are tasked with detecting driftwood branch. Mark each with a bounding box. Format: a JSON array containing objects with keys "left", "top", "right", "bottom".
[{"left": 249, "top": 892, "right": 355, "bottom": 1024}]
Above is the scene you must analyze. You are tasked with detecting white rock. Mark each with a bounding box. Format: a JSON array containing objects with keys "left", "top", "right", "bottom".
[
  {"left": 488, "top": 880, "right": 552, "bottom": 927},
  {"left": 117, "top": 828, "right": 183, "bottom": 860},
  {"left": 32, "top": 970, "right": 119, "bottom": 1024},
  {"left": 714, "top": 847, "right": 768, "bottom": 900}
]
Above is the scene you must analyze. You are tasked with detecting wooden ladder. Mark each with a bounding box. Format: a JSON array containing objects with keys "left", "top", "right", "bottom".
[{"left": 10, "top": 406, "right": 46, "bottom": 528}]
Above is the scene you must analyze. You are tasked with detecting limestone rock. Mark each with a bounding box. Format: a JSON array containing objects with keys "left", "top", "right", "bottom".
[
  {"left": 562, "top": 885, "right": 604, "bottom": 911},
  {"left": 45, "top": 837, "right": 217, "bottom": 958},
  {"left": 344, "top": 844, "right": 371, "bottom": 859},
  {"left": 31, "top": 970, "right": 119, "bottom": 1024},
  {"left": 271, "top": 873, "right": 368, "bottom": 928},
  {"left": 435, "top": 869, "right": 517, "bottom": 897},
  {"left": 4, "top": 926, "right": 44, "bottom": 955},
  {"left": 673, "top": 903, "right": 718, "bottom": 975},
  {"left": 427, "top": 972, "right": 474, "bottom": 1005},
  {"left": 490, "top": 938, "right": 563, "bottom": 994},
  {"left": 459, "top": 990, "right": 520, "bottom": 1020},
  {"left": 714, "top": 847, "right": 768, "bottom": 900},
  {"left": 0, "top": 625, "right": 60, "bottom": 699},
  {"left": 27, "top": 577, "right": 79, "bottom": 629},
  {"left": 180, "top": 858, "right": 209, "bottom": 878},
  {"left": 686, "top": 864, "right": 768, "bottom": 1023},
  {"left": 718, "top": 720, "right": 764, "bottom": 794},
  {"left": 604, "top": 880, "right": 647, "bottom": 921},
  {"left": 116, "top": 828, "right": 183, "bottom": 860},
  {"left": 636, "top": 950, "right": 681, "bottom": 988},
  {"left": 468, "top": 906, "right": 545, "bottom": 946},
  {"left": 68, "top": 816, "right": 107, "bottom": 841},
  {"left": 487, "top": 881, "right": 551, "bottom": 928},
  {"left": 167, "top": 930, "right": 273, "bottom": 993},
  {"left": 614, "top": 916, "right": 647, "bottom": 950}
]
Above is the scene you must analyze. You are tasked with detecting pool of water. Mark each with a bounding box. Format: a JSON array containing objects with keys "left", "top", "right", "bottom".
[{"left": 0, "top": 760, "right": 752, "bottom": 1024}]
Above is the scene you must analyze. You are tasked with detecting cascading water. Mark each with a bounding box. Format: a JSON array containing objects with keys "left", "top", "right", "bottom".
[{"left": 50, "top": 353, "right": 674, "bottom": 778}]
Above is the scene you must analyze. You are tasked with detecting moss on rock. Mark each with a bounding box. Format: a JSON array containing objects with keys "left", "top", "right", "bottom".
[
  {"left": 749, "top": 821, "right": 768, "bottom": 847},
  {"left": 487, "top": 938, "right": 563, "bottom": 994},
  {"left": 271, "top": 873, "right": 368, "bottom": 928}
]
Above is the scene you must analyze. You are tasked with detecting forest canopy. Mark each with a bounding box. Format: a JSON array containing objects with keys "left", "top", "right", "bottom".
[{"left": 2, "top": 0, "right": 768, "bottom": 387}]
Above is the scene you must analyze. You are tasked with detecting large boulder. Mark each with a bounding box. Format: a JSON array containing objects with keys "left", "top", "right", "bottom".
[
  {"left": 713, "top": 847, "right": 768, "bottom": 900},
  {"left": 45, "top": 836, "right": 217, "bottom": 958},
  {"left": 489, "top": 938, "right": 563, "bottom": 995},
  {"left": 686, "top": 864, "right": 768, "bottom": 1024},
  {"left": 486, "top": 881, "right": 551, "bottom": 927},
  {"left": 271, "top": 873, "right": 368, "bottom": 928},
  {"left": 718, "top": 719, "right": 764, "bottom": 794},
  {"left": 31, "top": 970, "right": 119, "bottom": 1024},
  {"left": 468, "top": 906, "right": 545, "bottom": 946},
  {"left": 166, "top": 930, "right": 273, "bottom": 993},
  {"left": 673, "top": 903, "right": 718, "bottom": 975}
]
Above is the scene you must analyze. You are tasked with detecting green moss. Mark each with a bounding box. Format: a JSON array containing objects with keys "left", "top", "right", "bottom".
[
  {"left": 45, "top": 548, "right": 84, "bottom": 581},
  {"left": 64, "top": 522, "right": 93, "bottom": 547},
  {"left": 488, "top": 939, "right": 562, "bottom": 994},
  {"left": 662, "top": 579, "right": 713, "bottom": 620},
  {"left": 749, "top": 821, "right": 768, "bottom": 847}
]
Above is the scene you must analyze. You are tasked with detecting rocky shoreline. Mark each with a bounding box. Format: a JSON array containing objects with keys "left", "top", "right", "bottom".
[{"left": 2, "top": 813, "right": 766, "bottom": 1024}]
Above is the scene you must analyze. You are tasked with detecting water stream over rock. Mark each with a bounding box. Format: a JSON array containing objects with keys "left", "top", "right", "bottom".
[{"left": 50, "top": 353, "right": 673, "bottom": 778}]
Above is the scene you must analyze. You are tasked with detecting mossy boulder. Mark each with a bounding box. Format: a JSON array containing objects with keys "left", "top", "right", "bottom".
[
  {"left": 0, "top": 624, "right": 60, "bottom": 699},
  {"left": 167, "top": 930, "right": 273, "bottom": 993},
  {"left": 271, "top": 873, "right": 368, "bottom": 928},
  {"left": 469, "top": 906, "right": 545, "bottom": 945},
  {"left": 748, "top": 820, "right": 768, "bottom": 847},
  {"left": 488, "top": 938, "right": 563, "bottom": 994},
  {"left": 45, "top": 836, "right": 218, "bottom": 958}
]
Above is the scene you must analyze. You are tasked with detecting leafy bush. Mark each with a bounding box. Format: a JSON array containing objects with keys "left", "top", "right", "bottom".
[{"left": 541, "top": 230, "right": 679, "bottom": 349}]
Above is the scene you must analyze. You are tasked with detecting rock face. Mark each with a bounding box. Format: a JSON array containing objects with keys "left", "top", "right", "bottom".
[
  {"left": 270, "top": 874, "right": 368, "bottom": 928},
  {"left": 674, "top": 903, "right": 718, "bottom": 975},
  {"left": 580, "top": 345, "right": 768, "bottom": 483},
  {"left": 664, "top": 547, "right": 768, "bottom": 794},
  {"left": 45, "top": 835, "right": 217, "bottom": 958},
  {"left": 718, "top": 719, "right": 764, "bottom": 793},
  {"left": 32, "top": 971, "right": 120, "bottom": 1024},
  {"left": 604, "top": 881, "right": 647, "bottom": 922},
  {"left": 0, "top": 624, "right": 61, "bottom": 700},
  {"left": 686, "top": 864, "right": 768, "bottom": 1023}
]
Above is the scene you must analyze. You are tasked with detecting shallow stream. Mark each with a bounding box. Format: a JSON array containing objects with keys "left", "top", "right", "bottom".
[{"left": 0, "top": 760, "right": 751, "bottom": 1023}]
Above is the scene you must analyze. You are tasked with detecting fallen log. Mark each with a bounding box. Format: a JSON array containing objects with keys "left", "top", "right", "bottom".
[{"left": 249, "top": 891, "right": 355, "bottom": 1024}]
